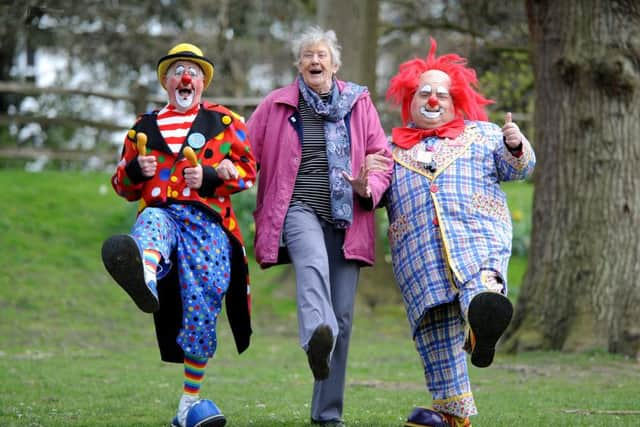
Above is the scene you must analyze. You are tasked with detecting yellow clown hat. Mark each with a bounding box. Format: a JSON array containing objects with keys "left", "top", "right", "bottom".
[{"left": 157, "top": 43, "right": 215, "bottom": 89}]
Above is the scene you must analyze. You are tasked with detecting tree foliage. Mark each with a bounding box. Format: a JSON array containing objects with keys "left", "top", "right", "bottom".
[
  {"left": 377, "top": 0, "right": 531, "bottom": 130},
  {"left": 0, "top": 1, "right": 533, "bottom": 143},
  {"left": 0, "top": 0, "right": 317, "bottom": 153}
]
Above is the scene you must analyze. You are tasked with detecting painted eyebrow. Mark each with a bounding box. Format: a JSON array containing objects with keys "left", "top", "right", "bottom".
[{"left": 418, "top": 84, "right": 450, "bottom": 95}]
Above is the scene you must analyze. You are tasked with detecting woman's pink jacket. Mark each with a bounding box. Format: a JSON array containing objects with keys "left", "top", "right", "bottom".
[{"left": 247, "top": 79, "right": 392, "bottom": 268}]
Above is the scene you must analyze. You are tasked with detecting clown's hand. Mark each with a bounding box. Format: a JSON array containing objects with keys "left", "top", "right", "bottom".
[
  {"left": 366, "top": 150, "right": 393, "bottom": 172},
  {"left": 184, "top": 164, "right": 203, "bottom": 189},
  {"left": 215, "top": 159, "right": 239, "bottom": 180},
  {"left": 137, "top": 155, "right": 157, "bottom": 177},
  {"left": 343, "top": 167, "right": 371, "bottom": 199},
  {"left": 502, "top": 112, "right": 523, "bottom": 149}
]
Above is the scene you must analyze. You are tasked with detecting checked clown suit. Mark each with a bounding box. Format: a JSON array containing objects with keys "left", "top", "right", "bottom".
[{"left": 386, "top": 120, "right": 535, "bottom": 419}]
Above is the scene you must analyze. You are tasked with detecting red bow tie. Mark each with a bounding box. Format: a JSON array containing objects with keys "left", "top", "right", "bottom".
[{"left": 392, "top": 117, "right": 465, "bottom": 149}]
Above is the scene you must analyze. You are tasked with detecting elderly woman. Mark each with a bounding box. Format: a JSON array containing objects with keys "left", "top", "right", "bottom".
[{"left": 247, "top": 27, "right": 392, "bottom": 426}]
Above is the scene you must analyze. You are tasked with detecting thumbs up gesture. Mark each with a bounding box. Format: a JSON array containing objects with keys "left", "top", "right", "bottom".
[{"left": 502, "top": 112, "right": 523, "bottom": 149}]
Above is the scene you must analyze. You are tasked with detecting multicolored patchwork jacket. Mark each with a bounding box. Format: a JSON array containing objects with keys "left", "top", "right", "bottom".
[
  {"left": 386, "top": 121, "right": 535, "bottom": 329},
  {"left": 111, "top": 101, "right": 257, "bottom": 358}
]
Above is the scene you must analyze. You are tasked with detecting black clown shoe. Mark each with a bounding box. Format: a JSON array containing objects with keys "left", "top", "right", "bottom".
[
  {"left": 467, "top": 292, "right": 513, "bottom": 368},
  {"left": 101, "top": 234, "right": 159, "bottom": 313}
]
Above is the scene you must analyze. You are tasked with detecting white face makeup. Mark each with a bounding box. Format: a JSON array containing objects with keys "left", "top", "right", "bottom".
[
  {"left": 175, "top": 91, "right": 194, "bottom": 109},
  {"left": 417, "top": 84, "right": 450, "bottom": 119},
  {"left": 410, "top": 70, "right": 455, "bottom": 129},
  {"left": 164, "top": 60, "right": 205, "bottom": 112},
  {"left": 173, "top": 64, "right": 201, "bottom": 79}
]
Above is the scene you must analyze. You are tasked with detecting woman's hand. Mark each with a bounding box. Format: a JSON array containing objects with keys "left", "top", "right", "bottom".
[{"left": 343, "top": 166, "right": 371, "bottom": 198}]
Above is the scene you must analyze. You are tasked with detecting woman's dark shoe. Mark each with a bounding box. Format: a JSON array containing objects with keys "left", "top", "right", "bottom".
[
  {"left": 306, "top": 324, "right": 333, "bottom": 381},
  {"left": 311, "top": 419, "right": 345, "bottom": 427}
]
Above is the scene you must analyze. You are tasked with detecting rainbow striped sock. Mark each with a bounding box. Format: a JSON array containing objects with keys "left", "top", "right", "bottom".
[
  {"left": 142, "top": 249, "right": 161, "bottom": 288},
  {"left": 183, "top": 353, "right": 208, "bottom": 397},
  {"left": 143, "top": 249, "right": 161, "bottom": 273}
]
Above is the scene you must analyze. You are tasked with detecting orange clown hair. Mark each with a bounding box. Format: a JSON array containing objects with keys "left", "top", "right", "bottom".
[{"left": 386, "top": 38, "right": 494, "bottom": 126}]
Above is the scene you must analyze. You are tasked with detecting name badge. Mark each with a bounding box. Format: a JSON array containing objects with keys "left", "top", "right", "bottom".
[{"left": 415, "top": 150, "right": 433, "bottom": 165}]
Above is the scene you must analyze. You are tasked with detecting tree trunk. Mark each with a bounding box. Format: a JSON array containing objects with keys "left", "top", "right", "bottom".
[
  {"left": 504, "top": 0, "right": 640, "bottom": 359},
  {"left": 317, "top": 0, "right": 401, "bottom": 309},
  {"left": 0, "top": 4, "right": 21, "bottom": 114},
  {"left": 317, "top": 0, "right": 379, "bottom": 94}
]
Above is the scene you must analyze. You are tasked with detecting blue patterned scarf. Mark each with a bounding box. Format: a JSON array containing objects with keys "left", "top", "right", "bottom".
[{"left": 297, "top": 77, "right": 366, "bottom": 228}]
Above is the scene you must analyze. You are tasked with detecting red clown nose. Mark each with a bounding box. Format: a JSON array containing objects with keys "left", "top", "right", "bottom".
[
  {"left": 427, "top": 95, "right": 439, "bottom": 108},
  {"left": 181, "top": 73, "right": 192, "bottom": 85}
]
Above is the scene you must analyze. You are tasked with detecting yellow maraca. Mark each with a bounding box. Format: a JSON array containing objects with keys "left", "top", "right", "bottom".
[
  {"left": 183, "top": 146, "right": 199, "bottom": 166},
  {"left": 136, "top": 132, "right": 148, "bottom": 155}
]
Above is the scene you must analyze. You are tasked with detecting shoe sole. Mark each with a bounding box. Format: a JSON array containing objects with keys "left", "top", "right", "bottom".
[
  {"left": 173, "top": 415, "right": 226, "bottom": 427},
  {"left": 468, "top": 292, "right": 513, "bottom": 368},
  {"left": 307, "top": 324, "right": 333, "bottom": 381},
  {"left": 192, "top": 414, "right": 226, "bottom": 427},
  {"left": 101, "top": 234, "right": 159, "bottom": 313}
]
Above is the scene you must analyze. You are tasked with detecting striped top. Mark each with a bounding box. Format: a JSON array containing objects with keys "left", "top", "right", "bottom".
[
  {"left": 157, "top": 104, "right": 200, "bottom": 153},
  {"left": 291, "top": 94, "right": 333, "bottom": 222}
]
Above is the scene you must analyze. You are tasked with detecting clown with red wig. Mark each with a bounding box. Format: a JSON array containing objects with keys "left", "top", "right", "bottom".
[{"left": 379, "top": 39, "right": 535, "bottom": 426}]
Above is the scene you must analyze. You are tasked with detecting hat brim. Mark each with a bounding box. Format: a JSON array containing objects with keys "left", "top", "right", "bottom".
[{"left": 157, "top": 52, "right": 214, "bottom": 90}]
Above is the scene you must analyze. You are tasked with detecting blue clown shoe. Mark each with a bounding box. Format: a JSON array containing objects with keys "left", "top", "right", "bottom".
[
  {"left": 101, "top": 234, "right": 159, "bottom": 313},
  {"left": 186, "top": 399, "right": 226, "bottom": 427},
  {"left": 405, "top": 407, "right": 449, "bottom": 427}
]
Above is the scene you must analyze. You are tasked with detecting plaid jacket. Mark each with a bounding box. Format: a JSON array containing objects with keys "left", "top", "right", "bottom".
[{"left": 386, "top": 121, "right": 535, "bottom": 329}]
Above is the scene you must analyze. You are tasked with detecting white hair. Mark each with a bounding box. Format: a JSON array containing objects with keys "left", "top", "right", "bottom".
[{"left": 291, "top": 26, "right": 342, "bottom": 68}]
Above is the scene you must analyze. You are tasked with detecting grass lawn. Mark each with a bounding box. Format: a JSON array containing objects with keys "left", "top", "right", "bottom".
[{"left": 1, "top": 170, "right": 638, "bottom": 427}]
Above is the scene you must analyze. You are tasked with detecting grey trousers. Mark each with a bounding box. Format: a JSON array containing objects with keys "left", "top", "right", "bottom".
[{"left": 283, "top": 203, "right": 360, "bottom": 422}]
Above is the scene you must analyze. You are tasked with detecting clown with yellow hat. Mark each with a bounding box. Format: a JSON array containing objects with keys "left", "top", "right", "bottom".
[
  {"left": 157, "top": 43, "right": 215, "bottom": 89},
  {"left": 156, "top": 43, "right": 215, "bottom": 112},
  {"left": 101, "top": 42, "right": 256, "bottom": 427}
]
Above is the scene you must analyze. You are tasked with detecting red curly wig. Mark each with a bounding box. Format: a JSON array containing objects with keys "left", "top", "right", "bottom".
[{"left": 386, "top": 38, "right": 494, "bottom": 126}]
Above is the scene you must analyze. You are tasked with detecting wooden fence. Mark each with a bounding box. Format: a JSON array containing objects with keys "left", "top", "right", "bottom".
[{"left": 0, "top": 81, "right": 262, "bottom": 165}]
